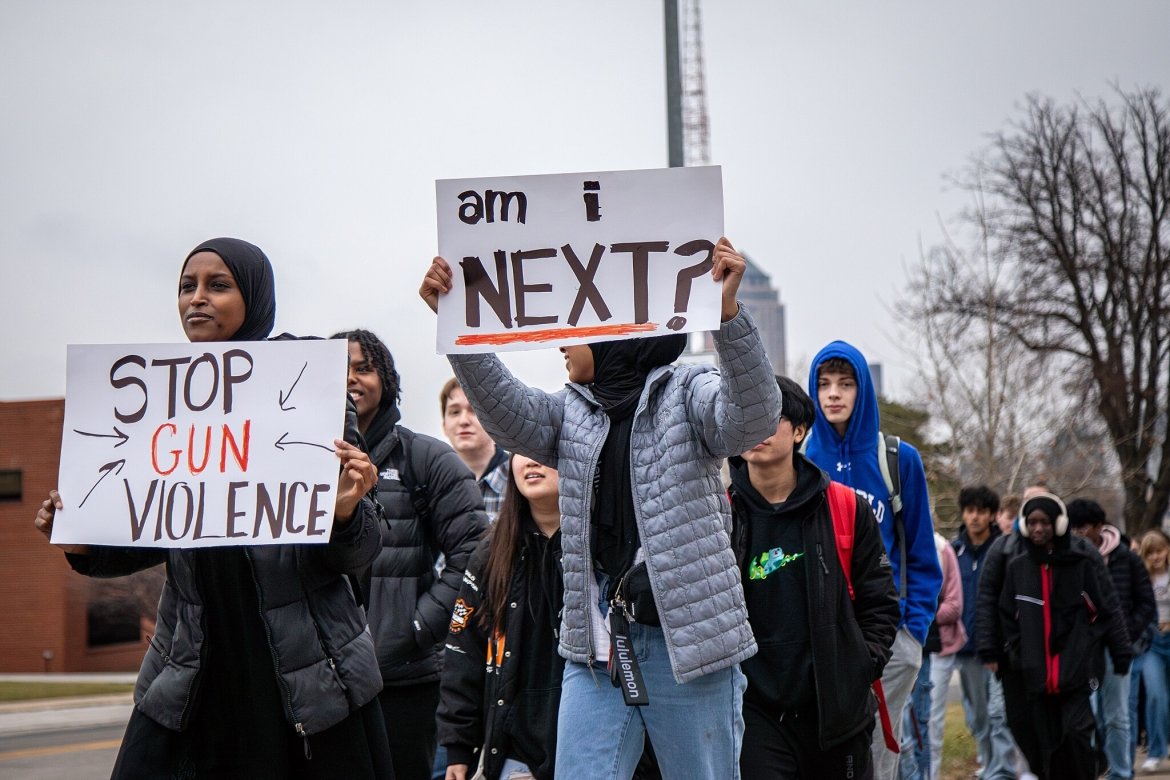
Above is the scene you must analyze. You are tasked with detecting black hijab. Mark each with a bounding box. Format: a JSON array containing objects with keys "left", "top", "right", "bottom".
[
  {"left": 588, "top": 333, "right": 687, "bottom": 420},
  {"left": 589, "top": 333, "right": 687, "bottom": 579},
  {"left": 183, "top": 237, "right": 276, "bottom": 342}
]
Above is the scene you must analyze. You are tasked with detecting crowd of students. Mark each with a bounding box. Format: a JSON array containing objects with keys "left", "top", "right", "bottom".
[{"left": 30, "top": 235, "right": 1170, "bottom": 780}]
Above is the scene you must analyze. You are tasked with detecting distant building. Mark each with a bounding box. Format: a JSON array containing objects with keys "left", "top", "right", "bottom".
[
  {"left": 869, "top": 362, "right": 884, "bottom": 399},
  {"left": 682, "top": 253, "right": 786, "bottom": 375},
  {"left": 0, "top": 399, "right": 154, "bottom": 672}
]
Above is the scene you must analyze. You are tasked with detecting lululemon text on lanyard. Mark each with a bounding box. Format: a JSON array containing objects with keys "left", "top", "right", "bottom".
[{"left": 608, "top": 609, "right": 649, "bottom": 706}]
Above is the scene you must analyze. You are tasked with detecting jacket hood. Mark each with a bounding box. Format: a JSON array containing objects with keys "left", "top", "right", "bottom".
[
  {"left": 729, "top": 452, "right": 830, "bottom": 517},
  {"left": 806, "top": 340, "right": 879, "bottom": 454}
]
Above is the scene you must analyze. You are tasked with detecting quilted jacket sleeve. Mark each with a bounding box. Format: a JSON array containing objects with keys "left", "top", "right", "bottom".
[
  {"left": 688, "top": 305, "right": 783, "bottom": 458},
  {"left": 448, "top": 353, "right": 564, "bottom": 469}
]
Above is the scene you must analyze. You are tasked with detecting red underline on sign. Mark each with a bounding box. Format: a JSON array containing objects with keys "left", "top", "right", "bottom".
[{"left": 455, "top": 322, "right": 660, "bottom": 346}]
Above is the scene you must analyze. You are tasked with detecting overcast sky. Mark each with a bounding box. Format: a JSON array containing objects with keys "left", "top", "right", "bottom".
[{"left": 3, "top": 1, "right": 1168, "bottom": 440}]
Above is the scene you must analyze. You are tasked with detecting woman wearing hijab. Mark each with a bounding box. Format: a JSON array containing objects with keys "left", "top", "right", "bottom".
[
  {"left": 419, "top": 237, "right": 782, "bottom": 780},
  {"left": 34, "top": 238, "right": 394, "bottom": 779},
  {"left": 437, "top": 455, "right": 563, "bottom": 780}
]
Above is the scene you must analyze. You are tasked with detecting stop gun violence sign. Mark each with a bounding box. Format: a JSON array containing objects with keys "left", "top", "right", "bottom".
[
  {"left": 435, "top": 165, "right": 725, "bottom": 354},
  {"left": 53, "top": 339, "right": 349, "bottom": 548}
]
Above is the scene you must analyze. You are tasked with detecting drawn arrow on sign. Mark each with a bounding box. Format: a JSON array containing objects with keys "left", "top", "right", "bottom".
[
  {"left": 79, "top": 459, "right": 126, "bottom": 508},
  {"left": 274, "top": 433, "right": 335, "bottom": 453},
  {"left": 72, "top": 426, "right": 130, "bottom": 448},
  {"left": 279, "top": 362, "right": 308, "bottom": 411}
]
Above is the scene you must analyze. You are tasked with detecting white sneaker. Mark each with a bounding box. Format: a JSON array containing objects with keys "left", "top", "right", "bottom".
[{"left": 1142, "top": 756, "right": 1161, "bottom": 773}]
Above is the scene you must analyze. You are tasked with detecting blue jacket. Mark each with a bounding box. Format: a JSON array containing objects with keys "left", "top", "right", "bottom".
[
  {"left": 952, "top": 524, "right": 1001, "bottom": 655},
  {"left": 804, "top": 340, "right": 942, "bottom": 644}
]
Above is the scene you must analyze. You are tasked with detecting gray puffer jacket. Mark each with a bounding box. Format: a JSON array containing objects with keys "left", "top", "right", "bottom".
[
  {"left": 450, "top": 306, "right": 781, "bottom": 683},
  {"left": 67, "top": 497, "right": 384, "bottom": 736}
]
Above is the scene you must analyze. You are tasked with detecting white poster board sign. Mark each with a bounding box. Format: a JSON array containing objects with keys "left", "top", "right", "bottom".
[
  {"left": 435, "top": 165, "right": 724, "bottom": 354},
  {"left": 54, "top": 339, "right": 349, "bottom": 548}
]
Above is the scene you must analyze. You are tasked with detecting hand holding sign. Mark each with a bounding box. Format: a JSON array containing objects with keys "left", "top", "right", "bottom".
[
  {"left": 33, "top": 489, "right": 89, "bottom": 555},
  {"left": 419, "top": 256, "right": 453, "bottom": 314},
  {"left": 333, "top": 439, "right": 378, "bottom": 524},
  {"left": 712, "top": 237, "right": 745, "bottom": 322}
]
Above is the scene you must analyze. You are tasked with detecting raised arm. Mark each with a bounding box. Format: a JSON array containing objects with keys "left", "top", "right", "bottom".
[{"left": 421, "top": 255, "right": 564, "bottom": 466}]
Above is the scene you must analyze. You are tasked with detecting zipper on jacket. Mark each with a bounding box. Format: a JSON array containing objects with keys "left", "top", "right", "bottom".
[
  {"left": 815, "top": 543, "right": 831, "bottom": 576},
  {"left": 301, "top": 581, "right": 348, "bottom": 694},
  {"left": 244, "top": 548, "right": 302, "bottom": 744},
  {"left": 296, "top": 722, "right": 312, "bottom": 759},
  {"left": 176, "top": 559, "right": 205, "bottom": 732},
  {"left": 580, "top": 418, "right": 608, "bottom": 679}
]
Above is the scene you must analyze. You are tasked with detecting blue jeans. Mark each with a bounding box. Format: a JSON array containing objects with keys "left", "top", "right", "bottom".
[
  {"left": 556, "top": 622, "right": 747, "bottom": 780},
  {"left": 1143, "top": 631, "right": 1170, "bottom": 759},
  {"left": 1092, "top": 650, "right": 1133, "bottom": 778},
  {"left": 899, "top": 653, "right": 932, "bottom": 780}
]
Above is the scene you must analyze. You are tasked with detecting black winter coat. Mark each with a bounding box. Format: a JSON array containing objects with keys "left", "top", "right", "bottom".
[
  {"left": 363, "top": 423, "right": 488, "bottom": 685},
  {"left": 730, "top": 454, "right": 900, "bottom": 750},
  {"left": 976, "top": 532, "right": 1105, "bottom": 665},
  {"left": 999, "top": 535, "right": 1132, "bottom": 694},
  {"left": 437, "top": 530, "right": 564, "bottom": 780},
  {"left": 1101, "top": 536, "right": 1156, "bottom": 655},
  {"left": 68, "top": 497, "right": 384, "bottom": 737}
]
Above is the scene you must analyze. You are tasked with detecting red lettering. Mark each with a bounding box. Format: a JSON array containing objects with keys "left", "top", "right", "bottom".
[
  {"left": 151, "top": 423, "right": 179, "bottom": 475},
  {"left": 187, "top": 425, "right": 211, "bottom": 474},
  {"left": 219, "top": 419, "right": 251, "bottom": 473}
]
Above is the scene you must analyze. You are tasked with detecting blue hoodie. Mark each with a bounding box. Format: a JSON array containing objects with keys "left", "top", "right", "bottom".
[{"left": 804, "top": 341, "right": 942, "bottom": 644}]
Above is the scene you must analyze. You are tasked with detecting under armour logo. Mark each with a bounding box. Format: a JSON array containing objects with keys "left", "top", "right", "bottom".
[{"left": 836, "top": 461, "right": 846, "bottom": 472}]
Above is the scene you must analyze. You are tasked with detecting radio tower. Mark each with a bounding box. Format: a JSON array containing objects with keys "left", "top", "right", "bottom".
[{"left": 680, "top": 0, "right": 711, "bottom": 166}]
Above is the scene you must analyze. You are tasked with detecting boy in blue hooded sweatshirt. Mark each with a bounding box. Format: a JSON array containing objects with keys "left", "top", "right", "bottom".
[{"left": 805, "top": 341, "right": 943, "bottom": 780}]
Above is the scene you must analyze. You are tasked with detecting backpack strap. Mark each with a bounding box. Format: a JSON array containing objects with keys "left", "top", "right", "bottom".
[
  {"left": 395, "top": 428, "right": 432, "bottom": 525},
  {"left": 826, "top": 478, "right": 900, "bottom": 755},
  {"left": 826, "top": 481, "right": 857, "bottom": 599},
  {"left": 393, "top": 428, "right": 441, "bottom": 556},
  {"left": 878, "top": 432, "right": 907, "bottom": 600},
  {"left": 877, "top": 432, "right": 902, "bottom": 515}
]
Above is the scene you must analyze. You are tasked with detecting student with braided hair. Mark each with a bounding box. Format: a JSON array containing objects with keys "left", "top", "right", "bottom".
[{"left": 333, "top": 328, "right": 489, "bottom": 780}]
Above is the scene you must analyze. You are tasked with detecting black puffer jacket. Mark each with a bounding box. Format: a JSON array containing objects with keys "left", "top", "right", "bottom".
[
  {"left": 363, "top": 422, "right": 488, "bottom": 684},
  {"left": 1099, "top": 528, "right": 1156, "bottom": 654},
  {"left": 730, "top": 453, "right": 900, "bottom": 749},
  {"left": 437, "top": 527, "right": 564, "bottom": 780},
  {"left": 976, "top": 532, "right": 1105, "bottom": 665},
  {"left": 68, "top": 496, "right": 384, "bottom": 736},
  {"left": 999, "top": 533, "right": 1132, "bottom": 694}
]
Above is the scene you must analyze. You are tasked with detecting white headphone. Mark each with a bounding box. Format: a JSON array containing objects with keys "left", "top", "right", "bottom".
[{"left": 1017, "top": 492, "right": 1069, "bottom": 537}]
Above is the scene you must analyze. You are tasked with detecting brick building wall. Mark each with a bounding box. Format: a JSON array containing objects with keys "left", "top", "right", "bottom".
[{"left": 0, "top": 399, "right": 151, "bottom": 672}]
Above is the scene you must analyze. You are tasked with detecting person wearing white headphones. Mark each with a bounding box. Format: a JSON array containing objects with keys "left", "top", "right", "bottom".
[{"left": 997, "top": 492, "right": 1132, "bottom": 780}]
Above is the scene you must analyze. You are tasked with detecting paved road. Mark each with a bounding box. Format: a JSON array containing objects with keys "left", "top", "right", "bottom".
[{"left": 0, "top": 675, "right": 131, "bottom": 779}]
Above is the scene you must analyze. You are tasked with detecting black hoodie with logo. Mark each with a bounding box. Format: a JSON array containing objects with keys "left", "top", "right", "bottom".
[{"left": 730, "top": 452, "right": 900, "bottom": 749}]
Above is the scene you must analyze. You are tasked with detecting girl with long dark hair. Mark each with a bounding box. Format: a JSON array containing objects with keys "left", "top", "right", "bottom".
[{"left": 437, "top": 455, "right": 563, "bottom": 780}]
